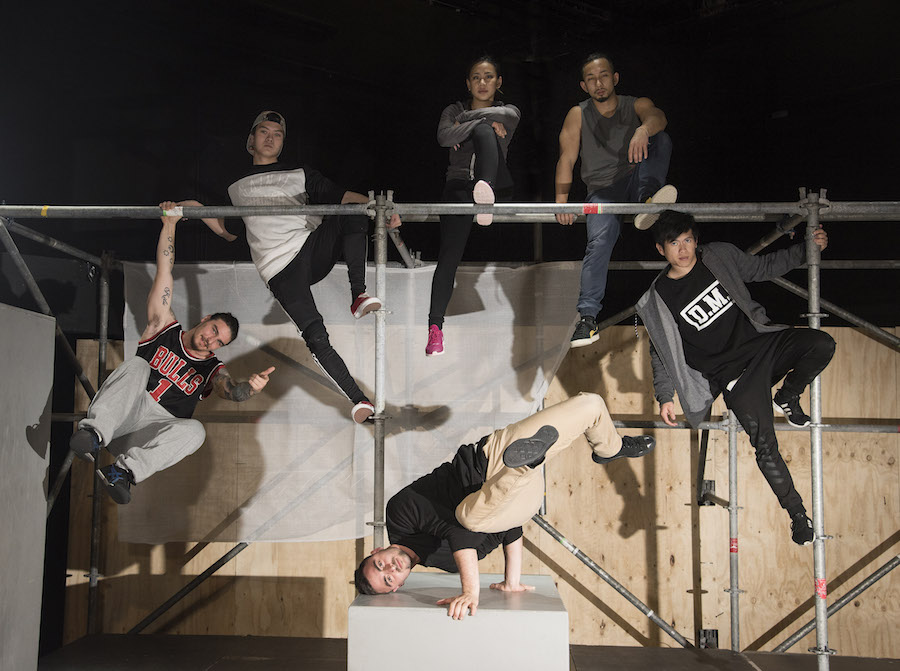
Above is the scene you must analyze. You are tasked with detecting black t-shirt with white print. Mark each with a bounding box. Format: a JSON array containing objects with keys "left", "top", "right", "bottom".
[
  {"left": 386, "top": 439, "right": 523, "bottom": 573},
  {"left": 655, "top": 259, "right": 766, "bottom": 387}
]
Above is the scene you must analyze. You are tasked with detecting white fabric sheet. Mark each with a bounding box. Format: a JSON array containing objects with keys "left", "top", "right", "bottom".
[{"left": 118, "top": 261, "right": 581, "bottom": 543}]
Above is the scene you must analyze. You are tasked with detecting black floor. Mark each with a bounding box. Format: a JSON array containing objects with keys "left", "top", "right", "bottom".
[{"left": 38, "top": 635, "right": 900, "bottom": 671}]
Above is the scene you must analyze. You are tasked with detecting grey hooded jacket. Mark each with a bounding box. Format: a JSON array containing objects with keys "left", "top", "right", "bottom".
[
  {"left": 635, "top": 241, "right": 806, "bottom": 428},
  {"left": 437, "top": 101, "right": 521, "bottom": 183}
]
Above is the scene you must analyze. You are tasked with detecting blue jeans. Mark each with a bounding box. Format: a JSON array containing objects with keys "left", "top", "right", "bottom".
[{"left": 577, "top": 131, "right": 672, "bottom": 317}]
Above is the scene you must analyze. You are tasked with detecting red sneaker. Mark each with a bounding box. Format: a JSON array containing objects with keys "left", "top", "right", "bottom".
[{"left": 351, "top": 293, "right": 382, "bottom": 319}]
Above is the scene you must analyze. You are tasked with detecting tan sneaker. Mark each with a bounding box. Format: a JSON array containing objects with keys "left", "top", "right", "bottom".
[
  {"left": 634, "top": 184, "right": 678, "bottom": 230},
  {"left": 473, "top": 179, "right": 495, "bottom": 226}
]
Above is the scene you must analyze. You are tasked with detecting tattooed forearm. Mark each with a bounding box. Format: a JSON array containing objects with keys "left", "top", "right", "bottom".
[{"left": 163, "top": 237, "right": 175, "bottom": 266}]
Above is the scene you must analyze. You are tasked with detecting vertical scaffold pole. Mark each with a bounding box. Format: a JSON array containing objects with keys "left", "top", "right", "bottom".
[
  {"left": 87, "top": 254, "right": 111, "bottom": 634},
  {"left": 372, "top": 193, "right": 388, "bottom": 550},
  {"left": 727, "top": 410, "right": 741, "bottom": 650},
  {"left": 805, "top": 191, "right": 831, "bottom": 669}
]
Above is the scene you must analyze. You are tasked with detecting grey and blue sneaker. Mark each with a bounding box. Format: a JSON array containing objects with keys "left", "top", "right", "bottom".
[
  {"left": 70, "top": 428, "right": 101, "bottom": 462},
  {"left": 97, "top": 464, "right": 135, "bottom": 505}
]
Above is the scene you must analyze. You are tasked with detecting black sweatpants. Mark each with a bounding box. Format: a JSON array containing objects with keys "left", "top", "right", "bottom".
[
  {"left": 268, "top": 214, "right": 370, "bottom": 404},
  {"left": 428, "top": 123, "right": 512, "bottom": 328},
  {"left": 722, "top": 328, "right": 836, "bottom": 514}
]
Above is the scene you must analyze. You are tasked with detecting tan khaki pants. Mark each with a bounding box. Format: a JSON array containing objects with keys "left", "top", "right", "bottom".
[{"left": 455, "top": 392, "right": 620, "bottom": 533}]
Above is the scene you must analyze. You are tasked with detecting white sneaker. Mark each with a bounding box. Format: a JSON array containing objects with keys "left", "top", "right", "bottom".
[{"left": 351, "top": 401, "right": 375, "bottom": 423}]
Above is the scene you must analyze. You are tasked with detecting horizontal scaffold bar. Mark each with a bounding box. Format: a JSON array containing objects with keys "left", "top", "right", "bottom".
[
  {"left": 3, "top": 201, "right": 900, "bottom": 221},
  {"left": 50, "top": 412, "right": 900, "bottom": 434}
]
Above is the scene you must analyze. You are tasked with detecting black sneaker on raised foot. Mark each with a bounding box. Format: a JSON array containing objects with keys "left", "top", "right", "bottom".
[
  {"left": 70, "top": 428, "right": 101, "bottom": 462},
  {"left": 791, "top": 512, "right": 814, "bottom": 546},
  {"left": 592, "top": 435, "right": 656, "bottom": 465},
  {"left": 570, "top": 316, "right": 599, "bottom": 348},
  {"left": 773, "top": 388, "right": 811, "bottom": 428},
  {"left": 97, "top": 464, "right": 135, "bottom": 505},
  {"left": 502, "top": 425, "right": 560, "bottom": 468}
]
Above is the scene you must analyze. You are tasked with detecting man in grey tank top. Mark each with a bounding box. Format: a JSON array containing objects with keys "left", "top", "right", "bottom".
[{"left": 555, "top": 53, "right": 676, "bottom": 348}]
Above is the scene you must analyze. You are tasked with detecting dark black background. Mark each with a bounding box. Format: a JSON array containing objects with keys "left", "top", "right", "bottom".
[{"left": 3, "top": 0, "right": 896, "bottom": 654}]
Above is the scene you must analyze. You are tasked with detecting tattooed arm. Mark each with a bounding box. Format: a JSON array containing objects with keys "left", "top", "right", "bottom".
[
  {"left": 142, "top": 201, "right": 181, "bottom": 340},
  {"left": 213, "top": 365, "right": 275, "bottom": 402}
]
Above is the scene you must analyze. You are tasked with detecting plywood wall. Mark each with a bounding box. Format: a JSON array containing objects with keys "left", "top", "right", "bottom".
[{"left": 65, "top": 327, "right": 899, "bottom": 657}]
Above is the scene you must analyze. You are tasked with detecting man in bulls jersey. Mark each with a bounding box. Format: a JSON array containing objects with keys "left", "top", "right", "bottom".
[
  {"left": 69, "top": 202, "right": 274, "bottom": 504},
  {"left": 193, "top": 111, "right": 401, "bottom": 424},
  {"left": 636, "top": 210, "right": 834, "bottom": 545}
]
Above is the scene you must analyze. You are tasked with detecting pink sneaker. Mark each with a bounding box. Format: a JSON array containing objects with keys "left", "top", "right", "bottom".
[
  {"left": 351, "top": 400, "right": 374, "bottom": 423},
  {"left": 473, "top": 179, "right": 494, "bottom": 226},
  {"left": 425, "top": 324, "right": 444, "bottom": 357},
  {"left": 351, "top": 293, "right": 382, "bottom": 319}
]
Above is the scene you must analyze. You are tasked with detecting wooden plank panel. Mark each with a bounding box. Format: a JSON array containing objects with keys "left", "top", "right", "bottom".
[{"left": 63, "top": 328, "right": 899, "bottom": 658}]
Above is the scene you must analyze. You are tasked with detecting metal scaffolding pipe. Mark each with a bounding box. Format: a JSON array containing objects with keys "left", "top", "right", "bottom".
[
  {"left": 596, "top": 306, "right": 637, "bottom": 332},
  {"left": 4, "top": 217, "right": 119, "bottom": 268},
  {"left": 373, "top": 193, "right": 388, "bottom": 550},
  {"left": 127, "top": 543, "right": 250, "bottom": 634},
  {"left": 772, "top": 276, "right": 900, "bottom": 351},
  {"left": 387, "top": 225, "right": 417, "bottom": 269},
  {"left": 0, "top": 204, "right": 371, "bottom": 219},
  {"left": 806, "top": 194, "right": 832, "bottom": 669},
  {"left": 48, "top": 411, "right": 896, "bottom": 434},
  {"left": 397, "top": 202, "right": 812, "bottom": 217},
  {"left": 745, "top": 214, "right": 805, "bottom": 255},
  {"left": 532, "top": 514, "right": 692, "bottom": 648},
  {"left": 727, "top": 410, "right": 741, "bottom": 651},
  {"left": 600, "top": 260, "right": 897, "bottom": 271},
  {"left": 2, "top": 200, "right": 900, "bottom": 221},
  {"left": 0, "top": 218, "right": 96, "bottom": 400},
  {"left": 87, "top": 256, "right": 111, "bottom": 634},
  {"left": 774, "top": 554, "right": 900, "bottom": 653}
]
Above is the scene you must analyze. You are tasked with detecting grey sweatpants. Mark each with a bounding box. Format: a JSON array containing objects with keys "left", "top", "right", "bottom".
[{"left": 79, "top": 357, "right": 206, "bottom": 483}]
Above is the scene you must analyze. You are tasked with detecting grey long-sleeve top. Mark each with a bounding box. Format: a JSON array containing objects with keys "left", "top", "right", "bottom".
[
  {"left": 635, "top": 241, "right": 806, "bottom": 428},
  {"left": 437, "top": 100, "right": 521, "bottom": 182}
]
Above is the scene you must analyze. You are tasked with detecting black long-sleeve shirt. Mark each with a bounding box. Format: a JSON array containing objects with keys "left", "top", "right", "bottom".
[{"left": 386, "top": 438, "right": 523, "bottom": 573}]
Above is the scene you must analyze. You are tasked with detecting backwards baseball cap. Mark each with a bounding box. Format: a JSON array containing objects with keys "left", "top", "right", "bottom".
[{"left": 247, "top": 110, "right": 287, "bottom": 155}]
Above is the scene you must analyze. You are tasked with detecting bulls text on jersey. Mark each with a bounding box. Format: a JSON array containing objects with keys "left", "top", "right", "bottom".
[{"left": 145, "top": 345, "right": 206, "bottom": 401}]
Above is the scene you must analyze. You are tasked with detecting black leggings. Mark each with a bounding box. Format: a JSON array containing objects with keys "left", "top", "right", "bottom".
[
  {"left": 428, "top": 124, "right": 512, "bottom": 328},
  {"left": 268, "top": 215, "right": 370, "bottom": 405},
  {"left": 723, "top": 328, "right": 835, "bottom": 515}
]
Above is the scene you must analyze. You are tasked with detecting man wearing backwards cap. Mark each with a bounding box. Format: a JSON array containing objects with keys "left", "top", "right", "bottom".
[{"left": 201, "top": 111, "right": 400, "bottom": 423}]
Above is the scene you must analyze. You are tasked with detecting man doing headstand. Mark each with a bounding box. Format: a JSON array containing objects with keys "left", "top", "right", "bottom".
[{"left": 353, "top": 393, "right": 656, "bottom": 619}]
